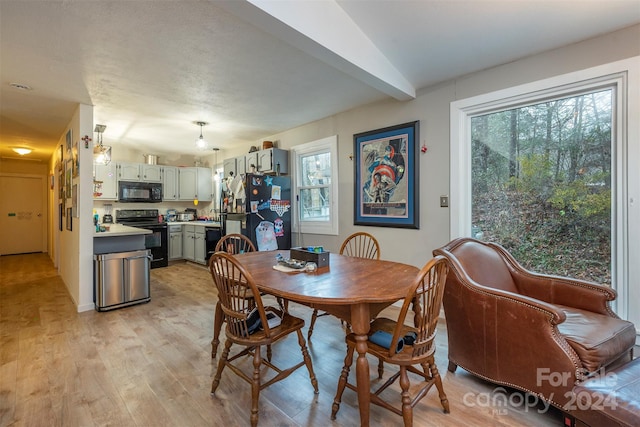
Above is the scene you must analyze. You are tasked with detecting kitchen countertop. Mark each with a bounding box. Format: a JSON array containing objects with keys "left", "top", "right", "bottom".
[{"left": 93, "top": 224, "right": 152, "bottom": 237}]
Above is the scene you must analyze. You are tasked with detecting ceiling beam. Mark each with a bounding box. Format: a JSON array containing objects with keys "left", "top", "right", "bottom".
[{"left": 218, "top": 0, "right": 416, "bottom": 101}]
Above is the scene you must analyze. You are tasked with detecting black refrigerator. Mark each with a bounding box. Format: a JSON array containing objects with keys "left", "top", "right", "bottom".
[{"left": 244, "top": 174, "right": 292, "bottom": 251}]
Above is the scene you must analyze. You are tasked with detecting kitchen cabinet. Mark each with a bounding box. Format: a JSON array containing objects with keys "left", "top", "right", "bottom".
[
  {"left": 257, "top": 148, "right": 288, "bottom": 174},
  {"left": 178, "top": 167, "right": 212, "bottom": 201},
  {"left": 182, "top": 225, "right": 206, "bottom": 264},
  {"left": 245, "top": 152, "right": 258, "bottom": 173},
  {"left": 162, "top": 166, "right": 178, "bottom": 200},
  {"left": 141, "top": 164, "right": 162, "bottom": 182},
  {"left": 94, "top": 162, "right": 118, "bottom": 200},
  {"left": 223, "top": 157, "right": 237, "bottom": 178},
  {"left": 117, "top": 163, "right": 162, "bottom": 182},
  {"left": 235, "top": 155, "right": 246, "bottom": 176},
  {"left": 223, "top": 148, "right": 288, "bottom": 177},
  {"left": 168, "top": 224, "right": 182, "bottom": 260},
  {"left": 182, "top": 226, "right": 195, "bottom": 261},
  {"left": 194, "top": 228, "right": 206, "bottom": 264},
  {"left": 117, "top": 162, "right": 141, "bottom": 181},
  {"left": 223, "top": 156, "right": 247, "bottom": 178}
]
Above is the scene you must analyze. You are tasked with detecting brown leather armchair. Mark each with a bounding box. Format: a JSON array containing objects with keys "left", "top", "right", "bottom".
[{"left": 433, "top": 237, "right": 636, "bottom": 409}]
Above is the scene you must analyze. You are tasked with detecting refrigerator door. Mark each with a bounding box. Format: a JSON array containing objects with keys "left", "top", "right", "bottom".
[{"left": 245, "top": 174, "right": 291, "bottom": 250}]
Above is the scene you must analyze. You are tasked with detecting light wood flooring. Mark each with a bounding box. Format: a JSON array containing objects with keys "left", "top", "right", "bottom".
[{"left": 1, "top": 253, "right": 579, "bottom": 426}]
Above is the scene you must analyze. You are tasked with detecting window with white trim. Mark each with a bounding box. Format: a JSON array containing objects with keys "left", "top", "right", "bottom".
[
  {"left": 291, "top": 135, "right": 339, "bottom": 235},
  {"left": 450, "top": 58, "right": 640, "bottom": 321}
]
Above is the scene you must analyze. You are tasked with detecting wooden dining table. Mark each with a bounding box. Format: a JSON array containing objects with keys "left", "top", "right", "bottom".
[{"left": 234, "top": 249, "right": 419, "bottom": 427}]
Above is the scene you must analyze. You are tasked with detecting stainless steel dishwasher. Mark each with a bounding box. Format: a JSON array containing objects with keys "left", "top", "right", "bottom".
[{"left": 94, "top": 249, "right": 152, "bottom": 311}]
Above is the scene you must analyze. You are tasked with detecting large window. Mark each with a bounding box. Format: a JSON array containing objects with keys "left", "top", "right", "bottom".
[
  {"left": 292, "top": 135, "right": 339, "bottom": 235},
  {"left": 470, "top": 90, "right": 613, "bottom": 284},
  {"left": 451, "top": 58, "right": 640, "bottom": 322}
]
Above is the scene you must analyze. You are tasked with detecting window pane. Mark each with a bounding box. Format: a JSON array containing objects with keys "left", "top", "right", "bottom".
[
  {"left": 471, "top": 89, "right": 612, "bottom": 284},
  {"left": 301, "top": 152, "right": 331, "bottom": 186},
  {"left": 300, "top": 187, "right": 330, "bottom": 221}
]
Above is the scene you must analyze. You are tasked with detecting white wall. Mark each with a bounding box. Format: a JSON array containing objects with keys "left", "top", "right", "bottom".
[
  {"left": 55, "top": 104, "right": 94, "bottom": 311},
  {"left": 254, "top": 25, "right": 640, "bottom": 271}
]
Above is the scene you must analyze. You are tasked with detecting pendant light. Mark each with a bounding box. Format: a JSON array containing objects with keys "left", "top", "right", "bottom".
[
  {"left": 93, "top": 124, "right": 111, "bottom": 165},
  {"left": 194, "top": 121, "right": 209, "bottom": 151},
  {"left": 212, "top": 147, "right": 220, "bottom": 182}
]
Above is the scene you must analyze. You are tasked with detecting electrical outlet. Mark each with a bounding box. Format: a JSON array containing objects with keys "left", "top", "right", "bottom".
[{"left": 440, "top": 196, "right": 449, "bottom": 207}]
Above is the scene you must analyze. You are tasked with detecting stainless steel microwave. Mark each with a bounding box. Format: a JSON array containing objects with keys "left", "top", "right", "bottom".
[{"left": 118, "top": 181, "right": 162, "bottom": 203}]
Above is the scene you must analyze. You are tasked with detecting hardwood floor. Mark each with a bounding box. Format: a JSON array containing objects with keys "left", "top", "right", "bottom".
[{"left": 0, "top": 253, "right": 589, "bottom": 426}]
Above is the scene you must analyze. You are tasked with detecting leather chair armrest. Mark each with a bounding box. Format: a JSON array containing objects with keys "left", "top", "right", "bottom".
[
  {"left": 445, "top": 254, "right": 568, "bottom": 325},
  {"left": 517, "top": 273, "right": 617, "bottom": 316}
]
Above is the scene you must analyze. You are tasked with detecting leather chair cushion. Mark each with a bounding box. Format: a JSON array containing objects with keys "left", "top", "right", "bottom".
[
  {"left": 571, "top": 357, "right": 640, "bottom": 427},
  {"left": 557, "top": 305, "right": 636, "bottom": 372}
]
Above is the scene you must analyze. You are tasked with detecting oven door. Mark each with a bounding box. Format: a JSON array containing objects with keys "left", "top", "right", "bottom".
[{"left": 140, "top": 225, "right": 168, "bottom": 268}]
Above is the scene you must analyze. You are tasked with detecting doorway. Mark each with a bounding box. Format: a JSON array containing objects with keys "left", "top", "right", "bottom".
[{"left": 0, "top": 175, "right": 47, "bottom": 255}]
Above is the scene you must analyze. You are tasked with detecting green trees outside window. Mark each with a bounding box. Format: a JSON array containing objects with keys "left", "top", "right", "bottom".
[{"left": 471, "top": 89, "right": 612, "bottom": 284}]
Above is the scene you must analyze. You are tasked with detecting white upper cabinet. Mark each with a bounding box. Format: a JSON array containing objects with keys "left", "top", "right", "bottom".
[
  {"left": 162, "top": 166, "right": 178, "bottom": 200},
  {"left": 245, "top": 152, "right": 258, "bottom": 174},
  {"left": 94, "top": 163, "right": 118, "bottom": 200},
  {"left": 178, "top": 167, "right": 212, "bottom": 201},
  {"left": 117, "top": 162, "right": 141, "bottom": 181},
  {"left": 223, "top": 157, "right": 237, "bottom": 179},
  {"left": 257, "top": 148, "right": 288, "bottom": 174},
  {"left": 141, "top": 164, "right": 162, "bottom": 182}
]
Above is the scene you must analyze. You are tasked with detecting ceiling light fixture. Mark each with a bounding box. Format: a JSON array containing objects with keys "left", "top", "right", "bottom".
[
  {"left": 9, "top": 82, "right": 33, "bottom": 91},
  {"left": 93, "top": 124, "right": 111, "bottom": 165},
  {"left": 194, "top": 121, "right": 209, "bottom": 151},
  {"left": 12, "top": 147, "right": 32, "bottom": 155}
]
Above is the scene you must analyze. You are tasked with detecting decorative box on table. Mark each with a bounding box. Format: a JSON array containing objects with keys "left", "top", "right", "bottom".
[{"left": 290, "top": 247, "right": 330, "bottom": 268}]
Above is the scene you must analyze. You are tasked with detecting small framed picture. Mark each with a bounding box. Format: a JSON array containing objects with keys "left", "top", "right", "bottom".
[
  {"left": 66, "top": 129, "right": 72, "bottom": 154},
  {"left": 66, "top": 208, "right": 73, "bottom": 231}
]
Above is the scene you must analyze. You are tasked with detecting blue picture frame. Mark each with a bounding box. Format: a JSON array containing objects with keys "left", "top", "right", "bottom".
[{"left": 354, "top": 121, "right": 419, "bottom": 229}]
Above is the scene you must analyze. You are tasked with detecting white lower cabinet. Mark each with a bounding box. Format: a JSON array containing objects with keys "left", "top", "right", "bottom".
[
  {"left": 182, "top": 225, "right": 206, "bottom": 264},
  {"left": 169, "top": 225, "right": 182, "bottom": 260}
]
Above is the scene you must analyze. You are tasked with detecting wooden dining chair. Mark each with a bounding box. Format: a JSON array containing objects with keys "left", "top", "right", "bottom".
[
  {"left": 307, "top": 232, "right": 380, "bottom": 340},
  {"left": 210, "top": 234, "right": 256, "bottom": 359},
  {"left": 209, "top": 252, "right": 319, "bottom": 427},
  {"left": 215, "top": 233, "right": 256, "bottom": 254},
  {"left": 331, "top": 256, "right": 450, "bottom": 426}
]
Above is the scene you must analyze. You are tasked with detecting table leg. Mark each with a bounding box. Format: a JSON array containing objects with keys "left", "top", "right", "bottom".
[{"left": 351, "top": 303, "right": 371, "bottom": 427}]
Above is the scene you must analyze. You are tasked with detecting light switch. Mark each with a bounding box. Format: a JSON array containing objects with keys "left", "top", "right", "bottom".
[{"left": 440, "top": 196, "right": 449, "bottom": 207}]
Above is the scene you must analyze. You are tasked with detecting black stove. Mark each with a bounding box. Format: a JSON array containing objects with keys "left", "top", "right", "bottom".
[
  {"left": 116, "top": 209, "right": 168, "bottom": 269},
  {"left": 116, "top": 209, "right": 161, "bottom": 226}
]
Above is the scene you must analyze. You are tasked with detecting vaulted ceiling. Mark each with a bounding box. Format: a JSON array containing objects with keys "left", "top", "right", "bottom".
[{"left": 1, "top": 0, "right": 639, "bottom": 162}]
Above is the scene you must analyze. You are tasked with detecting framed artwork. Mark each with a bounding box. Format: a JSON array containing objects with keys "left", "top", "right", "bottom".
[
  {"left": 58, "top": 167, "right": 65, "bottom": 200},
  {"left": 72, "top": 140, "right": 79, "bottom": 177},
  {"left": 65, "top": 159, "right": 73, "bottom": 200},
  {"left": 65, "top": 129, "right": 73, "bottom": 154},
  {"left": 353, "top": 121, "right": 420, "bottom": 229},
  {"left": 66, "top": 208, "right": 73, "bottom": 231},
  {"left": 72, "top": 183, "right": 78, "bottom": 217},
  {"left": 59, "top": 203, "right": 63, "bottom": 231}
]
